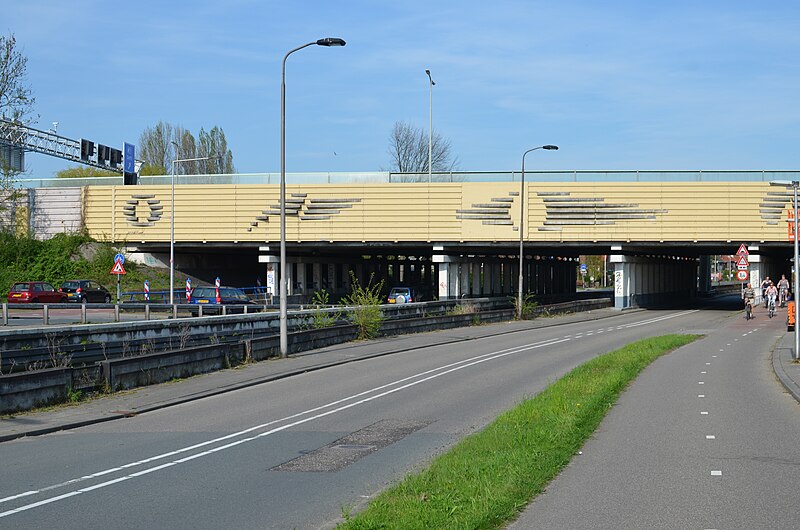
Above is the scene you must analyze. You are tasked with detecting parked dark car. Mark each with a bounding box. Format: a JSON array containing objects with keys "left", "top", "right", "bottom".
[
  {"left": 189, "top": 286, "right": 255, "bottom": 315},
  {"left": 7, "top": 281, "right": 67, "bottom": 304},
  {"left": 59, "top": 280, "right": 112, "bottom": 303}
]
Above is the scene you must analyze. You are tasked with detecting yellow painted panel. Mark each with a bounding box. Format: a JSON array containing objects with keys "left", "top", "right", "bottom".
[{"left": 81, "top": 182, "right": 791, "bottom": 244}]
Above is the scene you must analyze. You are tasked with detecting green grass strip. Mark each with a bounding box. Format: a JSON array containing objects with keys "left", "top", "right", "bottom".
[{"left": 337, "top": 334, "right": 700, "bottom": 530}]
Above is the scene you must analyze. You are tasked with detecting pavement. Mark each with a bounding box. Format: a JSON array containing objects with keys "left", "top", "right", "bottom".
[
  {"left": 0, "top": 307, "right": 627, "bottom": 443},
  {"left": 771, "top": 329, "right": 800, "bottom": 402},
  {"left": 6, "top": 306, "right": 800, "bottom": 445}
]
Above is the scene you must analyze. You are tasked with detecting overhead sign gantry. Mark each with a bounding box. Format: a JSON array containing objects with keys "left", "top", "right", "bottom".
[{"left": 0, "top": 118, "right": 138, "bottom": 184}]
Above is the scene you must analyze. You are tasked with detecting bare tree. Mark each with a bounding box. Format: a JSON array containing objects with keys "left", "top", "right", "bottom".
[
  {"left": 0, "top": 33, "right": 36, "bottom": 122},
  {"left": 138, "top": 121, "right": 175, "bottom": 175},
  {"left": 387, "top": 121, "right": 457, "bottom": 181}
]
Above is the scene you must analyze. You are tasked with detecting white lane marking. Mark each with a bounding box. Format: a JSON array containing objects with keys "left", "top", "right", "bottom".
[
  {"left": 621, "top": 310, "right": 700, "bottom": 329},
  {"left": 699, "top": 382, "right": 705, "bottom": 385},
  {"left": 711, "top": 470, "right": 722, "bottom": 476},
  {"left": 712, "top": 355, "right": 717, "bottom": 358},
  {"left": 701, "top": 411, "right": 709, "bottom": 415},
  {"left": 705, "top": 362, "right": 711, "bottom": 365},
  {"left": 701, "top": 371, "right": 707, "bottom": 374},
  {"left": 2, "top": 309, "right": 699, "bottom": 516},
  {"left": 726, "top": 344, "right": 731, "bottom": 346},
  {"left": 706, "top": 435, "right": 716, "bottom": 439},
  {"left": 1, "top": 336, "right": 574, "bottom": 517},
  {"left": 698, "top": 394, "right": 705, "bottom": 398}
]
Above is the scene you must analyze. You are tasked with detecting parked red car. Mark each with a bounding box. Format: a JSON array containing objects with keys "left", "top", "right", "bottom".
[{"left": 7, "top": 282, "right": 67, "bottom": 304}]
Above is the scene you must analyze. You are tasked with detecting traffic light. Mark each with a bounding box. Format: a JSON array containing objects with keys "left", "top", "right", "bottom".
[{"left": 80, "top": 139, "right": 94, "bottom": 161}]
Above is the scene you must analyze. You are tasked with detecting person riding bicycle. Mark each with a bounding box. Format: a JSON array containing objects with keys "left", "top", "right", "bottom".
[
  {"left": 743, "top": 282, "right": 756, "bottom": 317},
  {"left": 765, "top": 281, "right": 778, "bottom": 313},
  {"left": 778, "top": 274, "right": 790, "bottom": 306},
  {"left": 761, "top": 277, "right": 771, "bottom": 307}
]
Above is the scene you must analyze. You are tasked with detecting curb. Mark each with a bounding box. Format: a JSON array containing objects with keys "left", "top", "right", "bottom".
[{"left": 771, "top": 335, "right": 800, "bottom": 403}]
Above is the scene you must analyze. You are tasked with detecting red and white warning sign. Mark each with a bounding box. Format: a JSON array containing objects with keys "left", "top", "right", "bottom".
[
  {"left": 110, "top": 260, "right": 126, "bottom": 275},
  {"left": 736, "top": 243, "right": 749, "bottom": 256},
  {"left": 736, "top": 270, "right": 749, "bottom": 282},
  {"left": 736, "top": 255, "right": 749, "bottom": 270}
]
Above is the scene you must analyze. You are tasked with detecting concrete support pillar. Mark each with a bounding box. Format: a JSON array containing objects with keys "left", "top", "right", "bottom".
[
  {"left": 295, "top": 261, "right": 306, "bottom": 294},
  {"left": 434, "top": 254, "right": 458, "bottom": 300},
  {"left": 699, "top": 256, "right": 712, "bottom": 294},
  {"left": 312, "top": 263, "right": 322, "bottom": 292},
  {"left": 472, "top": 263, "right": 482, "bottom": 296},
  {"left": 459, "top": 263, "right": 469, "bottom": 298},
  {"left": 492, "top": 263, "right": 502, "bottom": 295},
  {"left": 503, "top": 263, "right": 512, "bottom": 295}
]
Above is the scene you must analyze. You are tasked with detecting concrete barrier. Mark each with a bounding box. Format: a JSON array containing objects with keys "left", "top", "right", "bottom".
[{"left": 0, "top": 298, "right": 611, "bottom": 414}]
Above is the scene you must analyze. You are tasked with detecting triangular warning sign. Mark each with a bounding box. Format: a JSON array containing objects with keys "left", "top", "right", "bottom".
[
  {"left": 736, "top": 255, "right": 749, "bottom": 269},
  {"left": 110, "top": 260, "right": 126, "bottom": 275},
  {"left": 736, "top": 243, "right": 749, "bottom": 256}
]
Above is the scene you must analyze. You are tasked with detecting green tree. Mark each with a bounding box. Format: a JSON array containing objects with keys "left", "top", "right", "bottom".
[
  {"left": 0, "top": 33, "right": 35, "bottom": 234},
  {"left": 139, "top": 122, "right": 235, "bottom": 175},
  {"left": 56, "top": 166, "right": 117, "bottom": 178},
  {"left": 196, "top": 126, "right": 235, "bottom": 174}
]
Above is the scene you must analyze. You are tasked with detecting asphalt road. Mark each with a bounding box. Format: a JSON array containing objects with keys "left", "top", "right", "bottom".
[
  {"left": 0, "top": 303, "right": 762, "bottom": 529},
  {"left": 509, "top": 303, "right": 799, "bottom": 529}
]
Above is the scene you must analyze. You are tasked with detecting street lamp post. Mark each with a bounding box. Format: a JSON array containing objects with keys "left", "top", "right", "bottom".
[
  {"left": 518, "top": 145, "right": 559, "bottom": 318},
  {"left": 170, "top": 147, "right": 220, "bottom": 306},
  {"left": 280, "top": 37, "right": 346, "bottom": 358},
  {"left": 425, "top": 69, "right": 435, "bottom": 182}
]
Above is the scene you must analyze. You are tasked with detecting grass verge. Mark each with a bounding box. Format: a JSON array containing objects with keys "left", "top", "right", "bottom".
[{"left": 337, "top": 333, "right": 700, "bottom": 529}]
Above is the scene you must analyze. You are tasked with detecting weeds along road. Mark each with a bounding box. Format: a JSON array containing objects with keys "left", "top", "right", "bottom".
[{"left": 1, "top": 305, "right": 733, "bottom": 529}]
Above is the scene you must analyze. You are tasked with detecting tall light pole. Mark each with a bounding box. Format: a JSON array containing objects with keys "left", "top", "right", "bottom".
[
  {"left": 170, "top": 144, "right": 220, "bottom": 306},
  {"left": 425, "top": 69, "right": 435, "bottom": 182},
  {"left": 280, "top": 37, "right": 346, "bottom": 358},
  {"left": 518, "top": 145, "right": 559, "bottom": 318},
  {"left": 770, "top": 179, "right": 800, "bottom": 360}
]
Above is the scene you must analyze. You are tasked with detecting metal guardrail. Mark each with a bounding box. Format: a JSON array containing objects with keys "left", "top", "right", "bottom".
[{"left": 16, "top": 169, "right": 800, "bottom": 188}]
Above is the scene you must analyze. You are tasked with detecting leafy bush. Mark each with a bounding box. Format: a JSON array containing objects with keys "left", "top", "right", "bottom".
[
  {"left": 0, "top": 232, "right": 171, "bottom": 297},
  {"left": 310, "top": 289, "right": 342, "bottom": 329},
  {"left": 341, "top": 272, "right": 384, "bottom": 340}
]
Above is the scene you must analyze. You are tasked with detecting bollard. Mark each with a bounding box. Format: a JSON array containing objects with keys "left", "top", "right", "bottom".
[
  {"left": 172, "top": 304, "right": 178, "bottom": 319},
  {"left": 81, "top": 303, "right": 87, "bottom": 324},
  {"left": 114, "top": 304, "right": 120, "bottom": 322},
  {"left": 145, "top": 304, "right": 150, "bottom": 320},
  {"left": 244, "top": 305, "right": 248, "bottom": 315},
  {"left": 222, "top": 305, "right": 227, "bottom": 316},
  {"left": 198, "top": 305, "right": 203, "bottom": 318},
  {"left": 1, "top": 303, "right": 7, "bottom": 326},
  {"left": 43, "top": 304, "right": 49, "bottom": 325}
]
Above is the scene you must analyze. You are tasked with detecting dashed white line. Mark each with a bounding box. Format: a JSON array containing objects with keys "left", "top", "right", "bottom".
[
  {"left": 711, "top": 470, "right": 723, "bottom": 476},
  {"left": 701, "top": 411, "right": 709, "bottom": 415},
  {"left": 701, "top": 371, "right": 707, "bottom": 374},
  {"left": 706, "top": 435, "right": 716, "bottom": 439},
  {"left": 698, "top": 394, "right": 705, "bottom": 398},
  {"left": 699, "top": 382, "right": 705, "bottom": 385}
]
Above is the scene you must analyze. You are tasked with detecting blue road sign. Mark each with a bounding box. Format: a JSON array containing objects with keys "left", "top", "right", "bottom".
[
  {"left": 580, "top": 263, "right": 587, "bottom": 274},
  {"left": 123, "top": 142, "right": 135, "bottom": 174},
  {"left": 114, "top": 253, "right": 125, "bottom": 265}
]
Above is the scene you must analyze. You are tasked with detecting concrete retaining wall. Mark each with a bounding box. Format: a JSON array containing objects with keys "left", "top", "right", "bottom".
[{"left": 0, "top": 298, "right": 611, "bottom": 414}]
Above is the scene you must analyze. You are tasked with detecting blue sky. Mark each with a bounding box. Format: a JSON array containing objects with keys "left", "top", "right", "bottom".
[{"left": 5, "top": 1, "right": 800, "bottom": 177}]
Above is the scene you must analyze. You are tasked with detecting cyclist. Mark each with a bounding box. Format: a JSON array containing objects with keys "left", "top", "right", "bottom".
[
  {"left": 765, "top": 281, "right": 778, "bottom": 316},
  {"left": 761, "top": 277, "right": 771, "bottom": 307},
  {"left": 778, "top": 274, "right": 790, "bottom": 307},
  {"left": 743, "top": 282, "right": 756, "bottom": 319}
]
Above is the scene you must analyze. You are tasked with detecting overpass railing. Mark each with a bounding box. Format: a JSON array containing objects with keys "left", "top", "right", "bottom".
[{"left": 16, "top": 169, "right": 800, "bottom": 188}]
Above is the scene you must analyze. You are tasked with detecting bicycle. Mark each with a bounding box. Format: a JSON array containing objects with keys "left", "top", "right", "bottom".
[
  {"left": 768, "top": 297, "right": 776, "bottom": 319},
  {"left": 780, "top": 288, "right": 788, "bottom": 308},
  {"left": 745, "top": 299, "right": 754, "bottom": 320}
]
